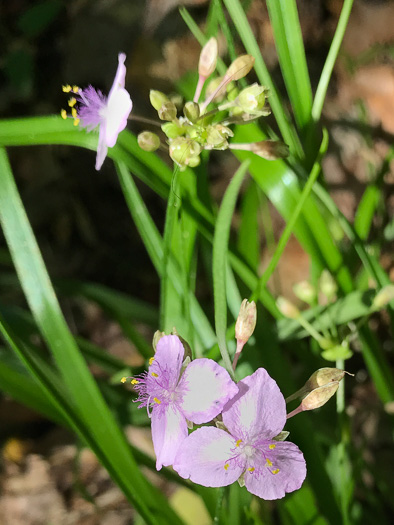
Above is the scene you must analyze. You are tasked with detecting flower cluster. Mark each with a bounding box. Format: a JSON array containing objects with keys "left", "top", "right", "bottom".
[
  {"left": 137, "top": 38, "right": 289, "bottom": 170},
  {"left": 126, "top": 333, "right": 307, "bottom": 500}
]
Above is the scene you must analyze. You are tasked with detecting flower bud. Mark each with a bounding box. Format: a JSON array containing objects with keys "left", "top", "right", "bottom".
[
  {"left": 226, "top": 82, "right": 239, "bottom": 102},
  {"left": 235, "top": 299, "right": 257, "bottom": 344},
  {"left": 169, "top": 137, "right": 201, "bottom": 168},
  {"left": 206, "top": 124, "right": 233, "bottom": 150},
  {"left": 161, "top": 121, "right": 185, "bottom": 139},
  {"left": 188, "top": 155, "right": 201, "bottom": 168},
  {"left": 293, "top": 281, "right": 316, "bottom": 304},
  {"left": 150, "top": 90, "right": 169, "bottom": 111},
  {"left": 205, "top": 77, "right": 226, "bottom": 103},
  {"left": 199, "top": 37, "right": 218, "bottom": 78},
  {"left": 158, "top": 101, "right": 177, "bottom": 121},
  {"left": 137, "top": 131, "right": 161, "bottom": 152},
  {"left": 250, "top": 140, "right": 289, "bottom": 160},
  {"left": 184, "top": 101, "right": 200, "bottom": 122},
  {"left": 277, "top": 296, "right": 300, "bottom": 319},
  {"left": 225, "top": 55, "right": 255, "bottom": 81},
  {"left": 238, "top": 83, "right": 267, "bottom": 112},
  {"left": 372, "top": 284, "right": 394, "bottom": 309},
  {"left": 319, "top": 270, "right": 337, "bottom": 300},
  {"left": 306, "top": 367, "right": 348, "bottom": 391},
  {"left": 301, "top": 382, "right": 340, "bottom": 411},
  {"left": 321, "top": 343, "right": 353, "bottom": 362}
]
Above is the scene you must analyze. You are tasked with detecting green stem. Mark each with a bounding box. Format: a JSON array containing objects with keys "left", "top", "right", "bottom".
[
  {"left": 213, "top": 487, "right": 226, "bottom": 524},
  {"left": 251, "top": 128, "right": 328, "bottom": 302},
  {"left": 336, "top": 358, "right": 349, "bottom": 525},
  {"left": 160, "top": 168, "right": 181, "bottom": 332},
  {"left": 312, "top": 0, "right": 354, "bottom": 121}
]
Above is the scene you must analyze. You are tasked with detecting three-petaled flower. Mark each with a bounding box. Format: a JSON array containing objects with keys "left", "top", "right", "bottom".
[
  {"left": 64, "top": 53, "right": 132, "bottom": 170},
  {"left": 173, "top": 368, "right": 306, "bottom": 500},
  {"left": 133, "top": 334, "right": 238, "bottom": 470}
]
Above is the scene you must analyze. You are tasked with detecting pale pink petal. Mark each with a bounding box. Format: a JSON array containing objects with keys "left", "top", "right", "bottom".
[
  {"left": 104, "top": 88, "right": 132, "bottom": 147},
  {"left": 173, "top": 427, "right": 244, "bottom": 486},
  {"left": 222, "top": 368, "right": 286, "bottom": 441},
  {"left": 108, "top": 53, "right": 127, "bottom": 98},
  {"left": 178, "top": 359, "right": 238, "bottom": 424},
  {"left": 151, "top": 404, "right": 188, "bottom": 470},
  {"left": 151, "top": 335, "right": 185, "bottom": 388},
  {"left": 245, "top": 441, "right": 306, "bottom": 500},
  {"left": 95, "top": 125, "right": 108, "bottom": 170}
]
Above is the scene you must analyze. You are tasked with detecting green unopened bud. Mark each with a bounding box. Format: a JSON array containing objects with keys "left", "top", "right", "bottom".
[
  {"left": 169, "top": 137, "right": 201, "bottom": 167},
  {"left": 372, "top": 285, "right": 394, "bottom": 309},
  {"left": 301, "top": 382, "right": 340, "bottom": 411},
  {"left": 321, "top": 343, "right": 353, "bottom": 362},
  {"left": 199, "top": 37, "right": 218, "bottom": 78},
  {"left": 225, "top": 55, "right": 255, "bottom": 81},
  {"left": 158, "top": 101, "right": 177, "bottom": 121},
  {"left": 277, "top": 297, "right": 300, "bottom": 319},
  {"left": 188, "top": 155, "right": 201, "bottom": 168},
  {"left": 250, "top": 140, "right": 289, "bottom": 160},
  {"left": 205, "top": 77, "right": 226, "bottom": 103},
  {"left": 150, "top": 90, "right": 169, "bottom": 111},
  {"left": 238, "top": 83, "right": 267, "bottom": 112},
  {"left": 319, "top": 270, "right": 337, "bottom": 300},
  {"left": 206, "top": 124, "right": 233, "bottom": 150},
  {"left": 306, "top": 367, "right": 348, "bottom": 391},
  {"left": 161, "top": 121, "right": 185, "bottom": 139},
  {"left": 184, "top": 101, "right": 200, "bottom": 122},
  {"left": 226, "top": 82, "right": 239, "bottom": 102},
  {"left": 235, "top": 299, "right": 257, "bottom": 344},
  {"left": 293, "top": 281, "right": 316, "bottom": 304},
  {"left": 137, "top": 131, "right": 160, "bottom": 152}
]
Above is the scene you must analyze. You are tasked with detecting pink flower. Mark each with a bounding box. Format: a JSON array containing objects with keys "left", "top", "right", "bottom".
[
  {"left": 133, "top": 335, "right": 238, "bottom": 470},
  {"left": 74, "top": 53, "right": 132, "bottom": 170},
  {"left": 173, "top": 368, "right": 306, "bottom": 500}
]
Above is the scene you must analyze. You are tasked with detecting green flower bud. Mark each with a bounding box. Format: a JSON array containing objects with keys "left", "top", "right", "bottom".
[
  {"left": 319, "top": 270, "right": 337, "bottom": 300},
  {"left": 205, "top": 77, "right": 225, "bottom": 103},
  {"left": 321, "top": 343, "right": 353, "bottom": 362},
  {"left": 184, "top": 101, "right": 200, "bottom": 122},
  {"left": 372, "top": 285, "right": 394, "bottom": 309},
  {"left": 199, "top": 37, "right": 218, "bottom": 78},
  {"left": 205, "top": 124, "right": 233, "bottom": 150},
  {"left": 225, "top": 55, "right": 255, "bottom": 81},
  {"left": 169, "top": 137, "right": 201, "bottom": 168},
  {"left": 161, "top": 122, "right": 185, "bottom": 139},
  {"left": 150, "top": 90, "right": 169, "bottom": 111},
  {"left": 158, "top": 101, "right": 177, "bottom": 121},
  {"left": 137, "top": 131, "right": 161, "bottom": 152},
  {"left": 276, "top": 297, "right": 300, "bottom": 319},
  {"left": 226, "top": 82, "right": 239, "bottom": 102},
  {"left": 188, "top": 155, "right": 201, "bottom": 168},
  {"left": 238, "top": 83, "right": 267, "bottom": 112},
  {"left": 293, "top": 281, "right": 316, "bottom": 304}
]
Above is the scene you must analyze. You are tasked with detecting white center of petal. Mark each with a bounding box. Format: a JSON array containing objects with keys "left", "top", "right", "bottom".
[{"left": 243, "top": 445, "right": 254, "bottom": 457}]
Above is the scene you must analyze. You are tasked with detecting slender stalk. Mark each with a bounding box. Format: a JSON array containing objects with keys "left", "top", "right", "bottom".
[
  {"left": 336, "top": 358, "right": 350, "bottom": 525},
  {"left": 213, "top": 487, "right": 226, "bottom": 524},
  {"left": 312, "top": 0, "right": 354, "bottom": 121},
  {"left": 250, "top": 129, "right": 328, "bottom": 302}
]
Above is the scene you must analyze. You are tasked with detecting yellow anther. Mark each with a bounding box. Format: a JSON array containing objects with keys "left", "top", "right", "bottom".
[
  {"left": 153, "top": 397, "right": 161, "bottom": 404},
  {"left": 68, "top": 97, "right": 77, "bottom": 107},
  {"left": 131, "top": 379, "right": 139, "bottom": 385},
  {"left": 248, "top": 467, "right": 255, "bottom": 472},
  {"left": 266, "top": 459, "right": 273, "bottom": 467},
  {"left": 149, "top": 357, "right": 155, "bottom": 365},
  {"left": 62, "top": 84, "right": 72, "bottom": 93},
  {"left": 151, "top": 372, "right": 158, "bottom": 377},
  {"left": 235, "top": 439, "right": 242, "bottom": 447},
  {"left": 269, "top": 444, "right": 276, "bottom": 450},
  {"left": 60, "top": 109, "right": 67, "bottom": 120},
  {"left": 72, "top": 85, "right": 80, "bottom": 93},
  {"left": 272, "top": 469, "right": 280, "bottom": 475},
  {"left": 73, "top": 118, "right": 80, "bottom": 126},
  {"left": 121, "top": 377, "right": 127, "bottom": 383},
  {"left": 71, "top": 107, "right": 78, "bottom": 118},
  {"left": 224, "top": 463, "right": 229, "bottom": 471}
]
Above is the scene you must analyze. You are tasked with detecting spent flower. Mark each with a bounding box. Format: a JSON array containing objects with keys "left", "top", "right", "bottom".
[
  {"left": 173, "top": 368, "right": 306, "bottom": 500},
  {"left": 131, "top": 334, "right": 238, "bottom": 470},
  {"left": 62, "top": 53, "right": 132, "bottom": 170}
]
